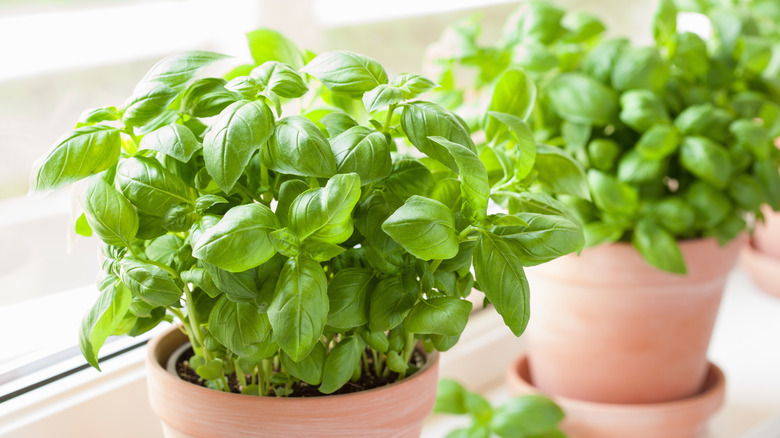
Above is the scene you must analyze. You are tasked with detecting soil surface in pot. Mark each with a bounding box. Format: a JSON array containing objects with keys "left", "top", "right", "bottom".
[{"left": 175, "top": 347, "right": 426, "bottom": 397}]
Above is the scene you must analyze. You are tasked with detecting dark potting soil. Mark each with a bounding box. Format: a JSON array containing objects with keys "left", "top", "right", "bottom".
[{"left": 175, "top": 347, "right": 426, "bottom": 397}]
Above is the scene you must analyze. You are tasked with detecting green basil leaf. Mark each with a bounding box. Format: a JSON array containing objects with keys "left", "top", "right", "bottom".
[
  {"left": 619, "top": 90, "right": 670, "bottom": 132},
  {"left": 384, "top": 158, "right": 435, "bottom": 199},
  {"left": 79, "top": 276, "right": 132, "bottom": 370},
  {"left": 194, "top": 194, "right": 228, "bottom": 214},
  {"left": 587, "top": 169, "right": 639, "bottom": 216},
  {"left": 583, "top": 37, "right": 628, "bottom": 83},
  {"left": 405, "top": 297, "right": 472, "bottom": 336},
  {"left": 368, "top": 272, "right": 418, "bottom": 332},
  {"left": 354, "top": 192, "right": 402, "bottom": 256},
  {"left": 146, "top": 234, "right": 185, "bottom": 267},
  {"left": 474, "top": 232, "right": 530, "bottom": 336},
  {"left": 653, "top": 0, "right": 677, "bottom": 44},
  {"left": 504, "top": 1, "right": 564, "bottom": 44},
  {"left": 203, "top": 262, "right": 261, "bottom": 303},
  {"left": 611, "top": 46, "right": 668, "bottom": 91},
  {"left": 428, "top": 136, "right": 490, "bottom": 225},
  {"left": 729, "top": 175, "right": 764, "bottom": 211},
  {"left": 331, "top": 126, "right": 392, "bottom": 184},
  {"left": 264, "top": 115, "right": 337, "bottom": 178},
  {"left": 584, "top": 221, "right": 624, "bottom": 247},
  {"left": 685, "top": 181, "right": 732, "bottom": 228},
  {"left": 269, "top": 228, "right": 300, "bottom": 258},
  {"left": 644, "top": 197, "right": 695, "bottom": 235},
  {"left": 135, "top": 50, "right": 228, "bottom": 92},
  {"left": 484, "top": 68, "right": 537, "bottom": 141},
  {"left": 587, "top": 138, "right": 620, "bottom": 171},
  {"left": 181, "top": 267, "right": 221, "bottom": 298},
  {"left": 730, "top": 119, "right": 770, "bottom": 160},
  {"left": 401, "top": 101, "right": 476, "bottom": 171},
  {"left": 636, "top": 124, "right": 680, "bottom": 160},
  {"left": 116, "top": 156, "right": 193, "bottom": 217},
  {"left": 122, "top": 82, "right": 178, "bottom": 126},
  {"left": 180, "top": 77, "right": 239, "bottom": 118},
  {"left": 319, "top": 336, "right": 362, "bottom": 394},
  {"left": 390, "top": 73, "right": 437, "bottom": 99},
  {"left": 320, "top": 112, "right": 359, "bottom": 138},
  {"left": 737, "top": 36, "right": 773, "bottom": 74},
  {"left": 563, "top": 11, "right": 605, "bottom": 42},
  {"left": 755, "top": 159, "right": 780, "bottom": 209},
  {"left": 75, "top": 213, "right": 93, "bottom": 237},
  {"left": 250, "top": 61, "right": 308, "bottom": 98},
  {"left": 204, "top": 100, "right": 275, "bottom": 193},
  {"left": 363, "top": 84, "right": 404, "bottom": 112},
  {"left": 327, "top": 268, "right": 373, "bottom": 329},
  {"left": 382, "top": 195, "right": 459, "bottom": 260},
  {"left": 276, "top": 179, "right": 310, "bottom": 226},
  {"left": 488, "top": 112, "right": 537, "bottom": 180},
  {"left": 534, "top": 144, "right": 590, "bottom": 200},
  {"left": 492, "top": 212, "right": 584, "bottom": 266},
  {"left": 119, "top": 257, "right": 182, "bottom": 307},
  {"left": 208, "top": 295, "right": 271, "bottom": 357},
  {"left": 302, "top": 51, "right": 388, "bottom": 98},
  {"left": 225, "top": 76, "right": 260, "bottom": 99},
  {"left": 633, "top": 218, "right": 686, "bottom": 274},
  {"left": 674, "top": 103, "right": 733, "bottom": 141},
  {"left": 280, "top": 342, "right": 326, "bottom": 386},
  {"left": 434, "top": 379, "right": 492, "bottom": 417},
  {"left": 246, "top": 28, "right": 305, "bottom": 69},
  {"left": 77, "top": 106, "right": 120, "bottom": 126},
  {"left": 357, "top": 328, "right": 389, "bottom": 353},
  {"left": 679, "top": 136, "right": 732, "bottom": 188},
  {"left": 547, "top": 72, "right": 618, "bottom": 126},
  {"left": 289, "top": 173, "right": 361, "bottom": 244},
  {"left": 31, "top": 125, "right": 121, "bottom": 192},
  {"left": 617, "top": 150, "right": 667, "bottom": 184},
  {"left": 140, "top": 123, "right": 202, "bottom": 163},
  {"left": 80, "top": 174, "right": 138, "bottom": 248},
  {"left": 268, "top": 256, "right": 328, "bottom": 362},
  {"left": 490, "top": 395, "right": 565, "bottom": 437},
  {"left": 192, "top": 203, "right": 279, "bottom": 272},
  {"left": 671, "top": 32, "right": 709, "bottom": 79}
]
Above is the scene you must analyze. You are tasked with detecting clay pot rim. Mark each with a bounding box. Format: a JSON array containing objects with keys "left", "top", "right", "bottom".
[
  {"left": 147, "top": 325, "right": 440, "bottom": 404},
  {"left": 506, "top": 354, "right": 725, "bottom": 413}
]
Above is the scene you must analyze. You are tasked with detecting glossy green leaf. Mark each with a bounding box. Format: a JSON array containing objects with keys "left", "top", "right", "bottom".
[
  {"left": 327, "top": 268, "right": 373, "bottom": 329},
  {"left": 331, "top": 126, "right": 392, "bottom": 184},
  {"left": 122, "top": 82, "right": 178, "bottom": 126},
  {"left": 363, "top": 84, "right": 404, "bottom": 112},
  {"left": 583, "top": 37, "right": 628, "bottom": 83},
  {"left": 192, "top": 203, "right": 280, "bottom": 272},
  {"left": 633, "top": 218, "right": 686, "bottom": 274},
  {"left": 484, "top": 68, "right": 537, "bottom": 141},
  {"left": 250, "top": 61, "right": 308, "bottom": 98},
  {"left": 140, "top": 124, "right": 202, "bottom": 163},
  {"left": 617, "top": 150, "right": 666, "bottom": 184},
  {"left": 203, "top": 100, "right": 275, "bottom": 193},
  {"left": 354, "top": 192, "right": 401, "bottom": 256},
  {"left": 320, "top": 112, "right": 358, "bottom": 138},
  {"left": 302, "top": 51, "right": 388, "bottom": 98},
  {"left": 118, "top": 257, "right": 182, "bottom": 307},
  {"left": 135, "top": 50, "right": 228, "bottom": 92},
  {"left": 181, "top": 267, "right": 221, "bottom": 298},
  {"left": 492, "top": 213, "right": 584, "bottom": 266},
  {"left": 587, "top": 169, "right": 638, "bottom": 216},
  {"left": 587, "top": 139, "right": 620, "bottom": 171},
  {"left": 685, "top": 181, "right": 732, "bottom": 228},
  {"left": 390, "top": 73, "right": 437, "bottom": 99},
  {"left": 280, "top": 342, "right": 325, "bottom": 385},
  {"left": 382, "top": 195, "right": 459, "bottom": 261},
  {"left": 267, "top": 256, "right": 328, "bottom": 361},
  {"left": 474, "top": 232, "right": 530, "bottom": 336},
  {"left": 653, "top": 0, "right": 678, "bottom": 44},
  {"left": 75, "top": 213, "right": 93, "bottom": 237},
  {"left": 406, "top": 297, "right": 472, "bottom": 336},
  {"left": 208, "top": 295, "right": 271, "bottom": 357},
  {"left": 488, "top": 112, "right": 537, "bottom": 180},
  {"left": 679, "top": 136, "right": 732, "bottom": 188},
  {"left": 264, "top": 115, "right": 337, "bottom": 178},
  {"left": 619, "top": 89, "right": 669, "bottom": 132},
  {"left": 180, "top": 77, "right": 238, "bottom": 118},
  {"left": 505, "top": 0, "right": 565, "bottom": 44},
  {"left": 384, "top": 158, "right": 435, "bottom": 199},
  {"left": 31, "top": 125, "right": 121, "bottom": 192},
  {"left": 428, "top": 136, "right": 489, "bottom": 225},
  {"left": 490, "top": 395, "right": 565, "bottom": 437},
  {"left": 644, "top": 197, "right": 695, "bottom": 235},
  {"left": 289, "top": 173, "right": 361, "bottom": 244},
  {"left": 401, "top": 101, "right": 475, "bottom": 171},
  {"left": 81, "top": 175, "right": 138, "bottom": 248},
  {"left": 368, "top": 272, "right": 418, "bottom": 332},
  {"left": 611, "top": 46, "right": 667, "bottom": 91},
  {"left": 246, "top": 29, "right": 305, "bottom": 69},
  {"left": 79, "top": 276, "right": 132, "bottom": 370},
  {"left": 534, "top": 144, "right": 590, "bottom": 200},
  {"left": 319, "top": 336, "right": 362, "bottom": 394},
  {"left": 116, "top": 156, "right": 192, "bottom": 217},
  {"left": 547, "top": 73, "right": 618, "bottom": 126},
  {"left": 636, "top": 124, "right": 680, "bottom": 160}
]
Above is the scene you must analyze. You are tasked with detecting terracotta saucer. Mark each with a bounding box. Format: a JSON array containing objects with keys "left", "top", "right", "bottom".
[
  {"left": 506, "top": 354, "right": 725, "bottom": 438},
  {"left": 742, "top": 241, "right": 780, "bottom": 299}
]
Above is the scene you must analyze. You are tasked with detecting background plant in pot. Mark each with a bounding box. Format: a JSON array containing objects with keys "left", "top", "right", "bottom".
[
  {"left": 434, "top": 378, "right": 566, "bottom": 438},
  {"left": 428, "top": 0, "right": 780, "bottom": 413},
  {"left": 29, "top": 28, "right": 585, "bottom": 436}
]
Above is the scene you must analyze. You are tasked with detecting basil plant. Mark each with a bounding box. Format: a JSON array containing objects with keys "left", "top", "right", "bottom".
[
  {"left": 429, "top": 0, "right": 780, "bottom": 274},
  {"left": 31, "top": 29, "right": 584, "bottom": 396}
]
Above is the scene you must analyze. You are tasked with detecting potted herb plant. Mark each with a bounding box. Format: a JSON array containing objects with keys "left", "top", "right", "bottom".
[
  {"left": 428, "top": 0, "right": 780, "bottom": 431},
  {"left": 30, "top": 28, "right": 585, "bottom": 437}
]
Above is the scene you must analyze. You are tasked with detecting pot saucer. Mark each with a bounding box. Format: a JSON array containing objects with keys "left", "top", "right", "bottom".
[
  {"left": 742, "top": 241, "right": 780, "bottom": 299},
  {"left": 506, "top": 354, "right": 725, "bottom": 438}
]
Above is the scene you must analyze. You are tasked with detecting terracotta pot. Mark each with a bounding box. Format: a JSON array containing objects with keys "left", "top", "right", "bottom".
[
  {"left": 753, "top": 205, "right": 780, "bottom": 259},
  {"left": 742, "top": 239, "right": 780, "bottom": 298},
  {"left": 146, "top": 326, "right": 439, "bottom": 438},
  {"left": 524, "top": 236, "right": 744, "bottom": 404},
  {"left": 506, "top": 355, "right": 725, "bottom": 438}
]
